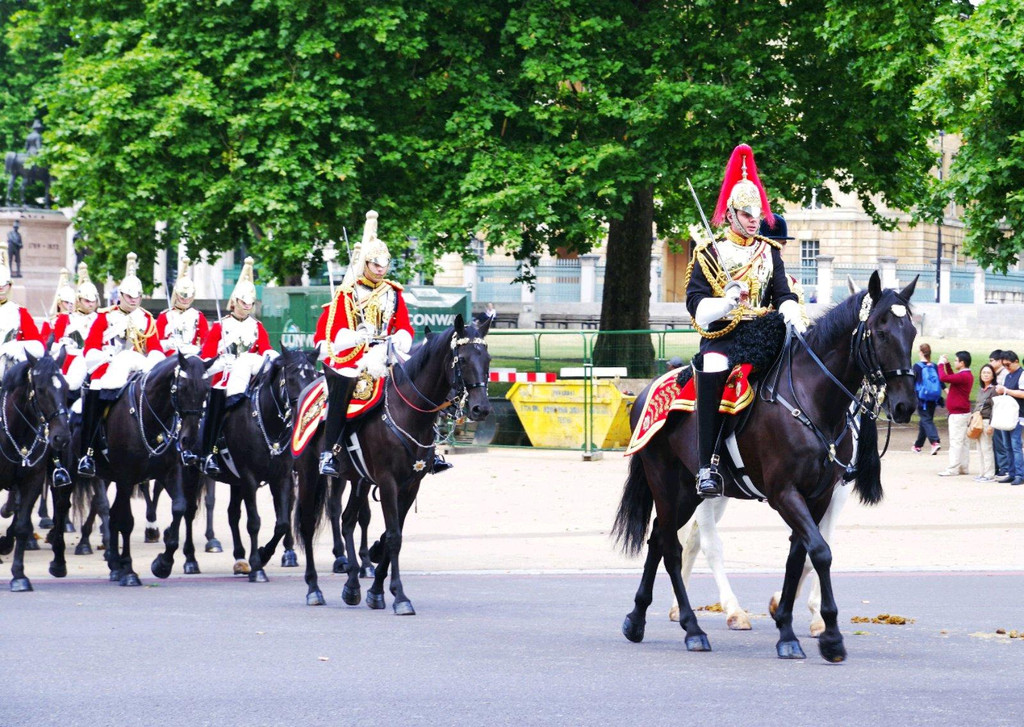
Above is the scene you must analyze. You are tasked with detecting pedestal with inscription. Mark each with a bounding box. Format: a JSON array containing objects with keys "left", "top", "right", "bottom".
[{"left": 0, "top": 208, "right": 72, "bottom": 319}]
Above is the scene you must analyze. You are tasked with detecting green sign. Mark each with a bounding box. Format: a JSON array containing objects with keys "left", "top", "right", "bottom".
[{"left": 259, "top": 285, "right": 470, "bottom": 349}]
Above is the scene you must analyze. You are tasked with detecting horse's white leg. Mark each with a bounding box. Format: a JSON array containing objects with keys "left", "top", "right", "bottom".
[{"left": 670, "top": 499, "right": 750, "bottom": 630}]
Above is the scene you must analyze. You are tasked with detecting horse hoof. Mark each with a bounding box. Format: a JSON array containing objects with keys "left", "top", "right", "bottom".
[
  {"left": 342, "top": 584, "right": 361, "bottom": 606},
  {"left": 74, "top": 542, "right": 93, "bottom": 556},
  {"left": 120, "top": 573, "right": 142, "bottom": 587},
  {"left": 393, "top": 600, "right": 416, "bottom": 616},
  {"left": 10, "top": 577, "right": 33, "bottom": 592},
  {"left": 622, "top": 615, "right": 645, "bottom": 643},
  {"left": 777, "top": 639, "right": 807, "bottom": 659},
  {"left": 366, "top": 591, "right": 386, "bottom": 610},
  {"left": 368, "top": 540, "right": 383, "bottom": 564},
  {"left": 39, "top": 517, "right": 54, "bottom": 529},
  {"left": 151, "top": 556, "right": 172, "bottom": 579},
  {"left": 306, "top": 590, "right": 326, "bottom": 606},
  {"left": 685, "top": 633, "right": 712, "bottom": 652},
  {"left": 144, "top": 528, "right": 160, "bottom": 544},
  {"left": 249, "top": 570, "right": 269, "bottom": 583},
  {"left": 0, "top": 537, "right": 12, "bottom": 555},
  {"left": 668, "top": 605, "right": 679, "bottom": 622},
  {"left": 109, "top": 571, "right": 121, "bottom": 582},
  {"left": 233, "top": 560, "right": 250, "bottom": 575},
  {"left": 183, "top": 561, "right": 201, "bottom": 575},
  {"left": 819, "top": 634, "right": 847, "bottom": 663},
  {"left": 727, "top": 611, "right": 752, "bottom": 631},
  {"left": 332, "top": 556, "right": 349, "bottom": 574},
  {"left": 64, "top": 521, "right": 76, "bottom": 533},
  {"left": 49, "top": 561, "right": 67, "bottom": 578},
  {"left": 809, "top": 616, "right": 826, "bottom": 638},
  {"left": 360, "top": 564, "right": 375, "bottom": 579},
  {"left": 281, "top": 550, "right": 298, "bottom": 568},
  {"left": 205, "top": 539, "right": 223, "bottom": 554},
  {"left": 25, "top": 537, "right": 40, "bottom": 551}
]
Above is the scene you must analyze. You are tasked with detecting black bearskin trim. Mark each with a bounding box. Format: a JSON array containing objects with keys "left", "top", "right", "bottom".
[{"left": 727, "top": 312, "right": 787, "bottom": 374}]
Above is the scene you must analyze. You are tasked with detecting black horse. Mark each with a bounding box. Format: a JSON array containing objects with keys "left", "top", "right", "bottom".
[
  {"left": 187, "top": 347, "right": 317, "bottom": 581},
  {"left": 76, "top": 353, "right": 213, "bottom": 585},
  {"left": 5, "top": 152, "right": 51, "bottom": 206},
  {"left": 0, "top": 351, "right": 72, "bottom": 591},
  {"left": 613, "top": 272, "right": 918, "bottom": 661},
  {"left": 327, "top": 477, "right": 375, "bottom": 578},
  {"left": 296, "top": 314, "right": 492, "bottom": 613}
]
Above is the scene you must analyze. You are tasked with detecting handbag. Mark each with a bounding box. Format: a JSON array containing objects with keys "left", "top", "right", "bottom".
[
  {"left": 967, "top": 410, "right": 984, "bottom": 440},
  {"left": 990, "top": 394, "right": 1019, "bottom": 431}
]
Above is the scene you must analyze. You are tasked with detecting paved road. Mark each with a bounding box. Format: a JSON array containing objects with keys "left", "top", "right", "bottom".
[{"left": 3, "top": 570, "right": 1021, "bottom": 727}]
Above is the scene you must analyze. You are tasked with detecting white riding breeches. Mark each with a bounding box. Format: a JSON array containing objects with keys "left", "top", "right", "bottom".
[
  {"left": 703, "top": 351, "right": 729, "bottom": 373},
  {"left": 95, "top": 350, "right": 165, "bottom": 390}
]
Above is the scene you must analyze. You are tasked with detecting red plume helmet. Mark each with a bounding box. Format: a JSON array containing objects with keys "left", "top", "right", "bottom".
[{"left": 711, "top": 144, "right": 773, "bottom": 228}]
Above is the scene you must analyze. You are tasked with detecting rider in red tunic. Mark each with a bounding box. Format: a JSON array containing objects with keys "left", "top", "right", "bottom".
[
  {"left": 198, "top": 256, "right": 277, "bottom": 476},
  {"left": 156, "top": 256, "right": 209, "bottom": 357},
  {"left": 77, "top": 253, "right": 167, "bottom": 478},
  {"left": 0, "top": 247, "right": 43, "bottom": 374},
  {"left": 314, "top": 210, "right": 418, "bottom": 477}
]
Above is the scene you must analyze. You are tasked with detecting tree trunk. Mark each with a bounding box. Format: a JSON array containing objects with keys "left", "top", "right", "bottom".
[{"left": 592, "top": 183, "right": 656, "bottom": 378}]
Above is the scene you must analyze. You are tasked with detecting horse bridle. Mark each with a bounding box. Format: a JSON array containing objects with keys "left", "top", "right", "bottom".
[
  {"left": 251, "top": 357, "right": 309, "bottom": 457},
  {"left": 390, "top": 334, "right": 488, "bottom": 417},
  {"left": 761, "top": 291, "right": 914, "bottom": 479},
  {"left": 0, "top": 362, "right": 69, "bottom": 467},
  {"left": 133, "top": 362, "right": 203, "bottom": 457}
]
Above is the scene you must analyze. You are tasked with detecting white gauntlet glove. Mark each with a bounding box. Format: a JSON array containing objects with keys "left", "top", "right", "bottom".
[
  {"left": 779, "top": 299, "right": 807, "bottom": 333},
  {"left": 694, "top": 281, "right": 748, "bottom": 330}
]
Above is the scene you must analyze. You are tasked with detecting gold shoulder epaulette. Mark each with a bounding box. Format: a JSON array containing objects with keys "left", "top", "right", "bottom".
[
  {"left": 755, "top": 234, "right": 783, "bottom": 250},
  {"left": 99, "top": 305, "right": 117, "bottom": 314},
  {"left": 385, "top": 279, "right": 404, "bottom": 291}
]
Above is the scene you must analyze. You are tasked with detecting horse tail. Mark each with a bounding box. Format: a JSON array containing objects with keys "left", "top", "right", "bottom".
[
  {"left": 612, "top": 454, "right": 654, "bottom": 557},
  {"left": 71, "top": 479, "right": 92, "bottom": 522},
  {"left": 293, "top": 463, "right": 329, "bottom": 550},
  {"left": 853, "top": 413, "right": 883, "bottom": 505}
]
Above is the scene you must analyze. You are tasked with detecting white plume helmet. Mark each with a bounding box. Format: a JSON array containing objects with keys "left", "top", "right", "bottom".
[
  {"left": 120, "top": 252, "right": 144, "bottom": 298},
  {"left": 172, "top": 255, "right": 196, "bottom": 304},
  {"left": 359, "top": 209, "right": 391, "bottom": 273},
  {"left": 230, "top": 256, "right": 257, "bottom": 308},
  {"left": 76, "top": 261, "right": 99, "bottom": 303},
  {"left": 51, "top": 268, "right": 76, "bottom": 315}
]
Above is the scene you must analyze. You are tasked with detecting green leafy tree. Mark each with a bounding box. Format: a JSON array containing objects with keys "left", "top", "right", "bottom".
[
  {"left": 5, "top": 1, "right": 969, "bottom": 378},
  {"left": 917, "top": 0, "right": 1022, "bottom": 273}
]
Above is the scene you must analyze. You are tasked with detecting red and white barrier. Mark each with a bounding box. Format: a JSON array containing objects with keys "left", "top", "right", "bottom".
[{"left": 489, "top": 370, "right": 556, "bottom": 383}]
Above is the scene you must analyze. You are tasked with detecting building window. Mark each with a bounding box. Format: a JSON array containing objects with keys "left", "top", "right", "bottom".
[{"left": 800, "top": 239, "right": 819, "bottom": 286}]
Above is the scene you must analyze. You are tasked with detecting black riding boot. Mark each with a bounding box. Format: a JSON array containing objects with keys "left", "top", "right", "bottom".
[
  {"left": 319, "top": 376, "right": 357, "bottom": 477},
  {"left": 76, "top": 388, "right": 103, "bottom": 479},
  {"left": 429, "top": 450, "right": 453, "bottom": 474},
  {"left": 201, "top": 388, "right": 227, "bottom": 476},
  {"left": 693, "top": 365, "right": 732, "bottom": 499}
]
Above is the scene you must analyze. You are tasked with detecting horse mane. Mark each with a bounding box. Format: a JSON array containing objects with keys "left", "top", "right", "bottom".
[
  {"left": 1, "top": 359, "right": 30, "bottom": 389},
  {"left": 804, "top": 290, "right": 867, "bottom": 355},
  {"left": 401, "top": 326, "right": 455, "bottom": 382}
]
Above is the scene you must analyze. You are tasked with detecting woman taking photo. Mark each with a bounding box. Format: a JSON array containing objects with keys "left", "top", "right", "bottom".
[{"left": 973, "top": 363, "right": 998, "bottom": 482}]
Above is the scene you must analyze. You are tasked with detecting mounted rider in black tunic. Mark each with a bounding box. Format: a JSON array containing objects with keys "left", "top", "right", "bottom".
[{"left": 684, "top": 144, "right": 806, "bottom": 499}]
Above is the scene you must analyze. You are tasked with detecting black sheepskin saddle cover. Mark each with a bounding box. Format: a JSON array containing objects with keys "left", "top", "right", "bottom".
[{"left": 676, "top": 312, "right": 788, "bottom": 388}]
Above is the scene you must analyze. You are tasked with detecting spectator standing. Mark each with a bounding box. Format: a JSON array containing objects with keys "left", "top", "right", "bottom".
[
  {"left": 937, "top": 350, "right": 974, "bottom": 477},
  {"left": 989, "top": 350, "right": 1012, "bottom": 481},
  {"left": 995, "top": 350, "right": 1024, "bottom": 486},
  {"left": 912, "top": 343, "right": 943, "bottom": 455},
  {"left": 972, "top": 363, "right": 998, "bottom": 482}
]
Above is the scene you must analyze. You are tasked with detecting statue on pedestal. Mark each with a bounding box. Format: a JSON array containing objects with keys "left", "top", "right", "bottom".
[{"left": 5, "top": 119, "right": 51, "bottom": 207}]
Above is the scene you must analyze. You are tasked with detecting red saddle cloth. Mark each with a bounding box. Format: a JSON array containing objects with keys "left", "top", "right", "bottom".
[
  {"left": 290, "top": 375, "right": 385, "bottom": 457},
  {"left": 624, "top": 363, "right": 754, "bottom": 456}
]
